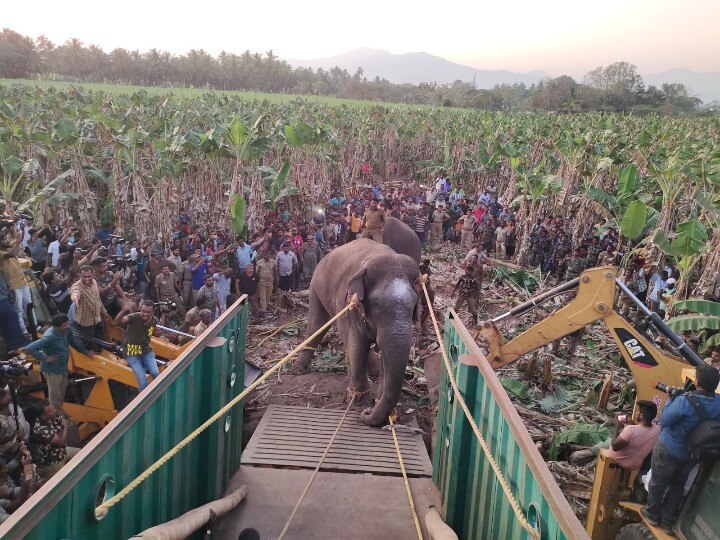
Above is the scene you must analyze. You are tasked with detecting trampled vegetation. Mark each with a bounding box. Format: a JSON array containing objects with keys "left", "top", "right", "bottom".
[{"left": 1, "top": 83, "right": 719, "bottom": 295}]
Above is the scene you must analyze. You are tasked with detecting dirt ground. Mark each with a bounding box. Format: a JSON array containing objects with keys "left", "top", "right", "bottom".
[{"left": 242, "top": 241, "right": 627, "bottom": 523}]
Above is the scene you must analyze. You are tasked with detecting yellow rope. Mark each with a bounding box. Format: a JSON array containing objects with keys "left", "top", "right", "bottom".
[
  {"left": 278, "top": 393, "right": 357, "bottom": 539},
  {"left": 94, "top": 295, "right": 360, "bottom": 519},
  {"left": 389, "top": 411, "right": 424, "bottom": 540},
  {"left": 420, "top": 280, "right": 540, "bottom": 539}
]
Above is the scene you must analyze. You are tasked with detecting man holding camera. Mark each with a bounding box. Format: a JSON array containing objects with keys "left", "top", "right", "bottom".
[
  {"left": 643, "top": 364, "right": 720, "bottom": 533},
  {"left": 25, "top": 314, "right": 89, "bottom": 411},
  {"left": 114, "top": 300, "right": 160, "bottom": 390},
  {"left": 155, "top": 263, "right": 186, "bottom": 318},
  {"left": 91, "top": 257, "right": 126, "bottom": 317}
]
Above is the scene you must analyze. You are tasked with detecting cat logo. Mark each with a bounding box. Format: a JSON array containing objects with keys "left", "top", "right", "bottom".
[
  {"left": 623, "top": 338, "right": 645, "bottom": 359},
  {"left": 614, "top": 327, "right": 658, "bottom": 367}
]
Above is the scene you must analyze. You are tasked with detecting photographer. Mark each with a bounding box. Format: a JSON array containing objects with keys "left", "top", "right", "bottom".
[
  {"left": 0, "top": 386, "right": 30, "bottom": 469},
  {"left": 42, "top": 250, "right": 83, "bottom": 314},
  {"left": 643, "top": 365, "right": 720, "bottom": 532},
  {"left": 25, "top": 313, "right": 89, "bottom": 411},
  {"left": 155, "top": 263, "right": 185, "bottom": 318},
  {"left": 114, "top": 300, "right": 160, "bottom": 390},
  {"left": 91, "top": 257, "right": 126, "bottom": 317}
]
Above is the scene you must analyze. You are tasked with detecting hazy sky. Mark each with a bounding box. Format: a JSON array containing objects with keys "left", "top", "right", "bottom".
[{"left": 4, "top": 0, "right": 718, "bottom": 76}]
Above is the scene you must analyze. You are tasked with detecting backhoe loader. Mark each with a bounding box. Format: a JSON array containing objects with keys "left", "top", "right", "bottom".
[{"left": 475, "top": 265, "right": 718, "bottom": 540}]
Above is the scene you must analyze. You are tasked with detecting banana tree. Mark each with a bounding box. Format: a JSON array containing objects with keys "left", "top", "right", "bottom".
[
  {"left": 667, "top": 299, "right": 720, "bottom": 353},
  {"left": 0, "top": 141, "right": 77, "bottom": 216},
  {"left": 653, "top": 218, "right": 709, "bottom": 297},
  {"left": 583, "top": 164, "right": 654, "bottom": 245}
]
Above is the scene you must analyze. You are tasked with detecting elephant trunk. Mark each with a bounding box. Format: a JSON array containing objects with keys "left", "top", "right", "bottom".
[{"left": 361, "top": 325, "right": 413, "bottom": 427}]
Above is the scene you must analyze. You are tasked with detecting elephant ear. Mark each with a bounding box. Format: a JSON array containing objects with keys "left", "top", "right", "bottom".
[{"left": 346, "top": 267, "right": 366, "bottom": 318}]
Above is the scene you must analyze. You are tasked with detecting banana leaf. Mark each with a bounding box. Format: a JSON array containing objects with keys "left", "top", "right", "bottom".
[{"left": 549, "top": 423, "right": 611, "bottom": 460}]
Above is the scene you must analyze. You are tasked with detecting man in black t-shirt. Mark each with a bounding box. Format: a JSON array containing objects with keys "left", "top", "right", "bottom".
[
  {"left": 237, "top": 265, "right": 259, "bottom": 311},
  {"left": 114, "top": 300, "right": 159, "bottom": 390}
]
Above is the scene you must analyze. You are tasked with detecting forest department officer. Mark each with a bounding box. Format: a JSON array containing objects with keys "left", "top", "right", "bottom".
[
  {"left": 255, "top": 251, "right": 276, "bottom": 311},
  {"left": 360, "top": 199, "right": 385, "bottom": 242}
]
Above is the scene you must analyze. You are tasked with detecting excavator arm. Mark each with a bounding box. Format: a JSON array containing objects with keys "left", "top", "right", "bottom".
[{"left": 478, "top": 266, "right": 705, "bottom": 409}]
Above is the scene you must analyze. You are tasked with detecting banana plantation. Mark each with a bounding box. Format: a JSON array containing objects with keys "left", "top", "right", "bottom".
[{"left": 1, "top": 83, "right": 719, "bottom": 294}]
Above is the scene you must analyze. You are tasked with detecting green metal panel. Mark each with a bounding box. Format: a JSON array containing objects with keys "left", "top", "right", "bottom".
[
  {"left": 433, "top": 311, "right": 589, "bottom": 540},
  {"left": 0, "top": 298, "right": 248, "bottom": 540}
]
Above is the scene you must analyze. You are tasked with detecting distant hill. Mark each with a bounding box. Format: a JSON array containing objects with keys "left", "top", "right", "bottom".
[
  {"left": 643, "top": 69, "right": 720, "bottom": 103},
  {"left": 288, "top": 48, "right": 546, "bottom": 88}
]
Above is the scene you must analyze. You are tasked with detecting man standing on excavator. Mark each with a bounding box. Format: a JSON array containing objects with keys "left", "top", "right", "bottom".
[{"left": 642, "top": 364, "right": 720, "bottom": 534}]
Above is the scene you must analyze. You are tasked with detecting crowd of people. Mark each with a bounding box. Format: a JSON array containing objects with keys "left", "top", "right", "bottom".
[{"left": 1, "top": 171, "right": 720, "bottom": 527}]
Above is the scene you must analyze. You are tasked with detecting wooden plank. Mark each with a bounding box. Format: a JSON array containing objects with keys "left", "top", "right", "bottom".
[{"left": 242, "top": 404, "right": 432, "bottom": 476}]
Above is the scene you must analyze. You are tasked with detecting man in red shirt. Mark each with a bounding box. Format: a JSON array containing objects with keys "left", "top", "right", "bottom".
[{"left": 594, "top": 400, "right": 660, "bottom": 470}]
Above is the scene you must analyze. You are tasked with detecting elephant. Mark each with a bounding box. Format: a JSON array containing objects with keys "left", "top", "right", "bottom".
[
  {"left": 293, "top": 239, "right": 420, "bottom": 426},
  {"left": 382, "top": 216, "right": 421, "bottom": 263}
]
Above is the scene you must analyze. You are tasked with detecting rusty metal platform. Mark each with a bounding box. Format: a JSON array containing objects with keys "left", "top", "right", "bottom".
[{"left": 241, "top": 405, "right": 433, "bottom": 477}]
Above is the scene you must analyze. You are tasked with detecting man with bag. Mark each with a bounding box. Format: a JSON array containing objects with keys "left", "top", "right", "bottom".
[{"left": 643, "top": 364, "right": 720, "bottom": 534}]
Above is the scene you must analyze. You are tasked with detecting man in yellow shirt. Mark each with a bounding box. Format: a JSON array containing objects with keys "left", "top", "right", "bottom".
[{"left": 0, "top": 230, "right": 34, "bottom": 336}]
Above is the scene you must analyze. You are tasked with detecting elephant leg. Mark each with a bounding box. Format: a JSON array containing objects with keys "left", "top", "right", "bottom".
[
  {"left": 291, "top": 290, "right": 330, "bottom": 374},
  {"left": 360, "top": 349, "right": 408, "bottom": 427},
  {"left": 345, "top": 331, "right": 374, "bottom": 407}
]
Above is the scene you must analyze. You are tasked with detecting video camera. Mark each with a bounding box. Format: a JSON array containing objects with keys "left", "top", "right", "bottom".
[
  {"left": 655, "top": 381, "right": 694, "bottom": 399},
  {"left": 154, "top": 300, "right": 176, "bottom": 313},
  {"left": 0, "top": 355, "right": 32, "bottom": 387},
  {"left": 108, "top": 255, "right": 138, "bottom": 271},
  {"left": 0, "top": 212, "right": 33, "bottom": 228}
]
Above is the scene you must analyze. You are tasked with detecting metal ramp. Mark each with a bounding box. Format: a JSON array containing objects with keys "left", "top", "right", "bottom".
[
  {"left": 241, "top": 404, "right": 433, "bottom": 476},
  {"left": 214, "top": 405, "right": 438, "bottom": 539}
]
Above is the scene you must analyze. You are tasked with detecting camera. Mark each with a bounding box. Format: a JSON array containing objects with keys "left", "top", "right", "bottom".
[
  {"left": 655, "top": 382, "right": 689, "bottom": 399},
  {"left": 107, "top": 256, "right": 138, "bottom": 271},
  {"left": 154, "top": 301, "right": 176, "bottom": 313},
  {"left": 0, "top": 355, "right": 32, "bottom": 386}
]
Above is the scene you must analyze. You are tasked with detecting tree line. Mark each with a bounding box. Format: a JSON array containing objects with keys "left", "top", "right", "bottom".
[{"left": 0, "top": 28, "right": 707, "bottom": 114}]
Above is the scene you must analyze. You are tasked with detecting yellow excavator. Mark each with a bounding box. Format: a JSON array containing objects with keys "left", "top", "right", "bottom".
[
  {"left": 18, "top": 322, "right": 194, "bottom": 440},
  {"left": 475, "top": 265, "right": 717, "bottom": 540}
]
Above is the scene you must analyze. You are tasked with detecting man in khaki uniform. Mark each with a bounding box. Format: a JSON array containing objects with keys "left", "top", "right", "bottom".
[
  {"left": 460, "top": 210, "right": 476, "bottom": 248},
  {"left": 155, "top": 263, "right": 186, "bottom": 317},
  {"left": 431, "top": 205, "right": 449, "bottom": 245},
  {"left": 255, "top": 250, "right": 276, "bottom": 311},
  {"left": 360, "top": 199, "right": 386, "bottom": 242}
]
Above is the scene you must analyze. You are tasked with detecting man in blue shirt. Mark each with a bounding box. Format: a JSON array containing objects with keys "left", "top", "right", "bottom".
[
  {"left": 25, "top": 313, "right": 89, "bottom": 411},
  {"left": 235, "top": 236, "right": 254, "bottom": 273},
  {"left": 643, "top": 364, "right": 720, "bottom": 532}
]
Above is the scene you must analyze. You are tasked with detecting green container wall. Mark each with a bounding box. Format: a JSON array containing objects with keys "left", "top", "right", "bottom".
[
  {"left": 433, "top": 311, "right": 589, "bottom": 540},
  {"left": 0, "top": 298, "right": 248, "bottom": 540}
]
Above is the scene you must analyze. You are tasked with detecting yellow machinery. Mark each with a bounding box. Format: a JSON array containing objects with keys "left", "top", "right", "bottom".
[
  {"left": 22, "top": 322, "right": 193, "bottom": 440},
  {"left": 475, "top": 266, "right": 713, "bottom": 539}
]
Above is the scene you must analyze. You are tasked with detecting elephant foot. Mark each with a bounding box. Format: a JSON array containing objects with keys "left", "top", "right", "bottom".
[
  {"left": 290, "top": 362, "right": 311, "bottom": 375},
  {"left": 359, "top": 404, "right": 391, "bottom": 427}
]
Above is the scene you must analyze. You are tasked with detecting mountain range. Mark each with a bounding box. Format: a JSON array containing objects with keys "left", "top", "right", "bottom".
[{"left": 288, "top": 48, "right": 720, "bottom": 103}]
